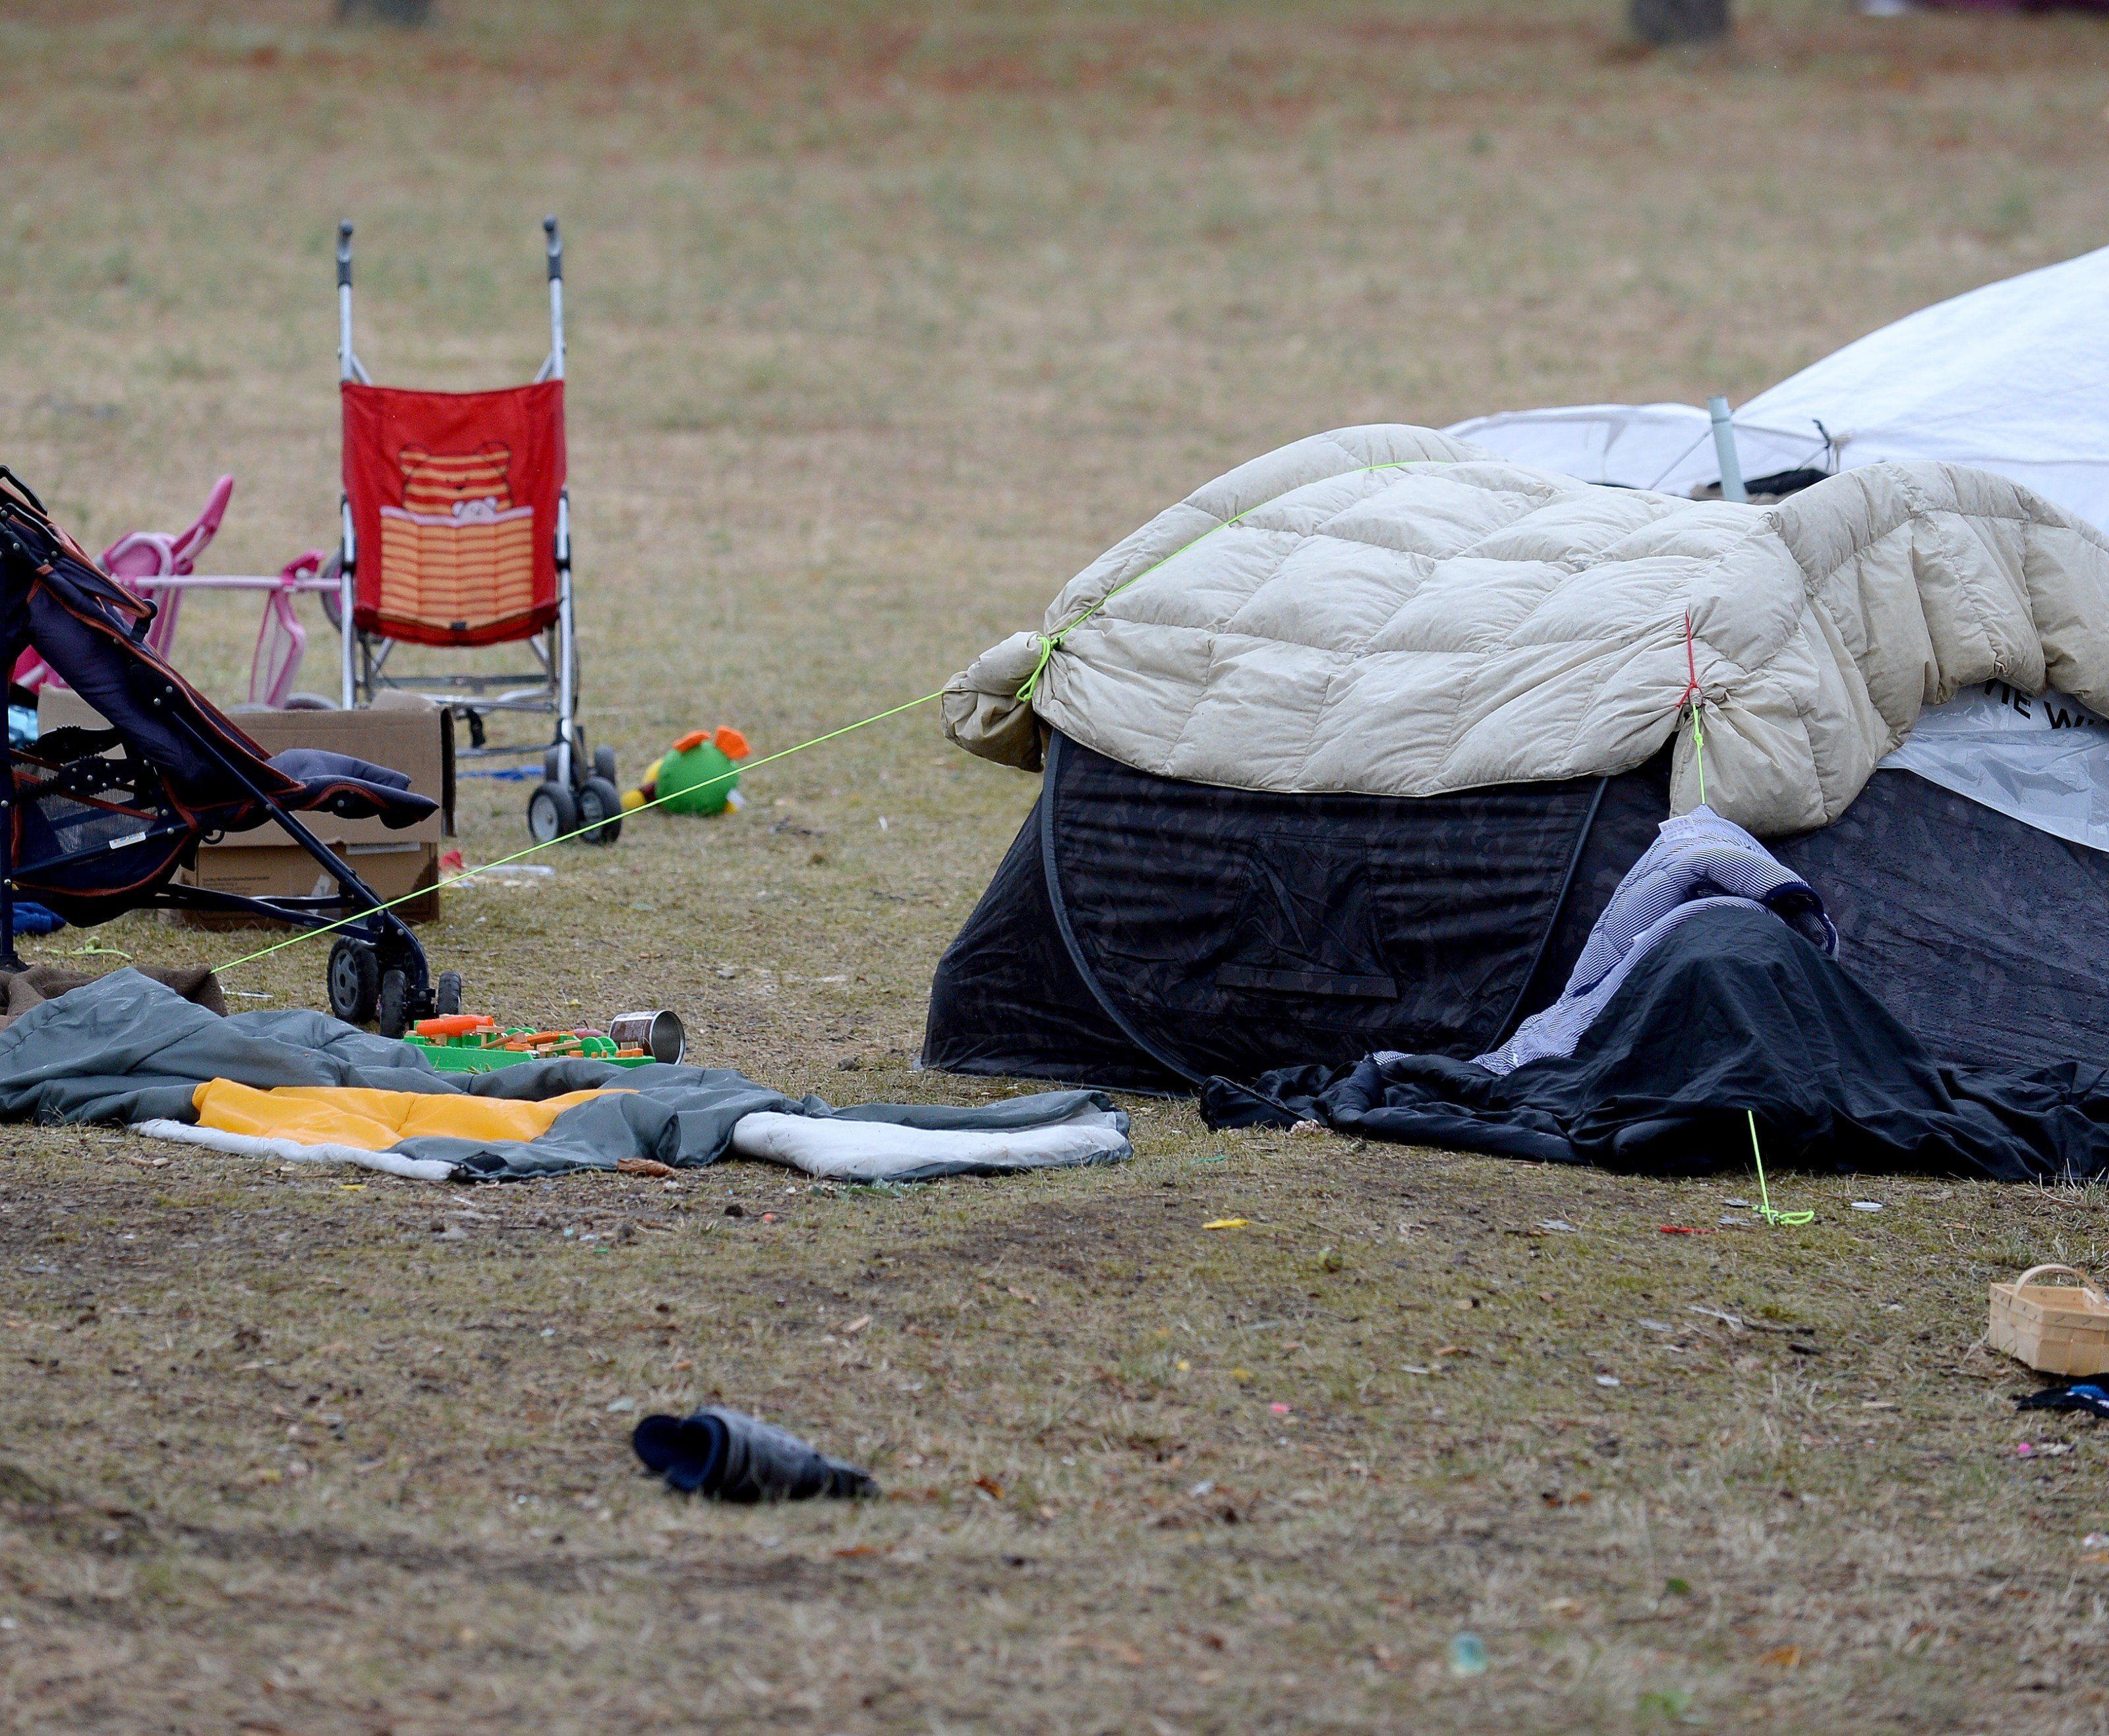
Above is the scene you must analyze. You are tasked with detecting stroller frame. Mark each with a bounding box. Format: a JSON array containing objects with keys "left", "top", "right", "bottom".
[
  {"left": 333, "top": 218, "right": 585, "bottom": 790},
  {"left": 3, "top": 700, "right": 433, "bottom": 1000},
  {"left": 0, "top": 468, "right": 446, "bottom": 1031}
]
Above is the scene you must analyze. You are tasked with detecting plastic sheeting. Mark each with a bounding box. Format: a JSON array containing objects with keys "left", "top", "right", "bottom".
[
  {"left": 1880, "top": 681, "right": 2109, "bottom": 855},
  {"left": 1447, "top": 245, "right": 2109, "bottom": 531},
  {"left": 1443, "top": 401, "right": 1820, "bottom": 494}
]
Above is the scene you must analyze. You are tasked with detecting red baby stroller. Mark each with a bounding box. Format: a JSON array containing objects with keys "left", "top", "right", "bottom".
[{"left": 329, "top": 217, "right": 621, "bottom": 846}]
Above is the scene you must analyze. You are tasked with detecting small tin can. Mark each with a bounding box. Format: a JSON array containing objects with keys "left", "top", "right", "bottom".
[{"left": 609, "top": 1009, "right": 685, "bottom": 1065}]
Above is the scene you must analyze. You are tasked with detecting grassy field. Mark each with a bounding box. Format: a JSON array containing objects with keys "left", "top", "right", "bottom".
[{"left": 5, "top": 2, "right": 2109, "bottom": 1729}]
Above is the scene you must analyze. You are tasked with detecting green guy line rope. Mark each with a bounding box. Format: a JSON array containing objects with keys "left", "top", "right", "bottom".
[
  {"left": 214, "top": 689, "right": 945, "bottom": 975},
  {"left": 1748, "top": 1109, "right": 1813, "bottom": 1228},
  {"left": 1685, "top": 613, "right": 1809, "bottom": 1229},
  {"left": 1690, "top": 699, "right": 1707, "bottom": 808}
]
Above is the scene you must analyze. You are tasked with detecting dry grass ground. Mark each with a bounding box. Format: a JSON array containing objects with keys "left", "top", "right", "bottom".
[{"left": 3, "top": 2, "right": 2109, "bottom": 1729}]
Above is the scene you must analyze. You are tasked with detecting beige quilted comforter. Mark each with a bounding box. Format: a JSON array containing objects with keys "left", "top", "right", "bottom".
[{"left": 944, "top": 424, "right": 2109, "bottom": 835}]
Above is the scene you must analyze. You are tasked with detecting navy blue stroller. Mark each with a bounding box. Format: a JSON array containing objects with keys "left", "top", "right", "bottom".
[{"left": 0, "top": 469, "right": 457, "bottom": 1035}]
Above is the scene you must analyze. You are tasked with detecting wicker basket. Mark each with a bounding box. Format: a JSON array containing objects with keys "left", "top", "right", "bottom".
[{"left": 1988, "top": 1264, "right": 2109, "bottom": 1376}]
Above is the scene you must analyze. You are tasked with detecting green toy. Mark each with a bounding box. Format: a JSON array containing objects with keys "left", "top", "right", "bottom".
[
  {"left": 625, "top": 726, "right": 750, "bottom": 817},
  {"left": 405, "top": 1016, "right": 662, "bottom": 1074}
]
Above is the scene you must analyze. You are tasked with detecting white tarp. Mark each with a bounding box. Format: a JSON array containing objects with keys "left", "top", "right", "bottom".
[
  {"left": 1448, "top": 245, "right": 2109, "bottom": 532},
  {"left": 1443, "top": 401, "right": 1822, "bottom": 494},
  {"left": 1881, "top": 680, "right": 2109, "bottom": 855}
]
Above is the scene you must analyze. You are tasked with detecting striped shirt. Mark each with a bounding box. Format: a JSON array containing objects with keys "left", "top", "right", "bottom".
[{"left": 1472, "top": 805, "right": 1838, "bottom": 1077}]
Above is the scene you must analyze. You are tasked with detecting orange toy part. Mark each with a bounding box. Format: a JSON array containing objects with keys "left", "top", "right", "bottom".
[
  {"left": 416, "top": 1014, "right": 496, "bottom": 1038},
  {"left": 668, "top": 726, "right": 748, "bottom": 759}
]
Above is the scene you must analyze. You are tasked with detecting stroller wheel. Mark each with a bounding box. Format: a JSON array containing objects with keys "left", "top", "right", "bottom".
[
  {"left": 592, "top": 743, "right": 618, "bottom": 785},
  {"left": 328, "top": 938, "right": 381, "bottom": 1026},
  {"left": 434, "top": 970, "right": 463, "bottom": 1018},
  {"left": 528, "top": 780, "right": 579, "bottom": 843},
  {"left": 319, "top": 552, "right": 343, "bottom": 629},
  {"left": 577, "top": 776, "right": 623, "bottom": 846},
  {"left": 376, "top": 969, "right": 411, "bottom": 1040}
]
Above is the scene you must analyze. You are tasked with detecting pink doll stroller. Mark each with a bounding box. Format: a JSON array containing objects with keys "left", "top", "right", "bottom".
[{"left": 9, "top": 475, "right": 336, "bottom": 710}]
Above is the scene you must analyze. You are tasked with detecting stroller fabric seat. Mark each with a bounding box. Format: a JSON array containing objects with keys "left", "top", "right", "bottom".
[{"left": 265, "top": 747, "right": 432, "bottom": 827}]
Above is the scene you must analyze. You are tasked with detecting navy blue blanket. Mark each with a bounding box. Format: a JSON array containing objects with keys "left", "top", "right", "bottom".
[{"left": 1203, "top": 904, "right": 2109, "bottom": 1184}]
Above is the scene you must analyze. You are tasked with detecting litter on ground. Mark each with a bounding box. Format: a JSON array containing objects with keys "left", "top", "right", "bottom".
[
  {"left": 1447, "top": 1633, "right": 1489, "bottom": 1678},
  {"left": 632, "top": 1406, "right": 875, "bottom": 1501}
]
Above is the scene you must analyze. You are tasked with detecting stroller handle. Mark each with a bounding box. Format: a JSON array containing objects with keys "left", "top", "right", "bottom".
[
  {"left": 337, "top": 219, "right": 353, "bottom": 288},
  {"left": 543, "top": 216, "right": 562, "bottom": 282}
]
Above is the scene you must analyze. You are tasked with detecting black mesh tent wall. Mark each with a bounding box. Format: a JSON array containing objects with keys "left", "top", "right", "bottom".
[{"left": 922, "top": 732, "right": 2109, "bottom": 1090}]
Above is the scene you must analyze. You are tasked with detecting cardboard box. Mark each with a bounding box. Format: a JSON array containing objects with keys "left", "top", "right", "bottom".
[
  {"left": 37, "top": 687, "right": 455, "bottom": 926},
  {"left": 175, "top": 837, "right": 444, "bottom": 927},
  {"left": 1988, "top": 1264, "right": 2109, "bottom": 1376}
]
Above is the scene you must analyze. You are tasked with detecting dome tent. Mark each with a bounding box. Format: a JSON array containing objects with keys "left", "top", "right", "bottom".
[
  {"left": 1447, "top": 245, "right": 2109, "bottom": 531},
  {"left": 924, "top": 426, "right": 2109, "bottom": 1091}
]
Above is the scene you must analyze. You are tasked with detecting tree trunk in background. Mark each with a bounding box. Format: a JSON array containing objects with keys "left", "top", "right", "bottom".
[
  {"left": 1629, "top": 0, "right": 1731, "bottom": 43},
  {"left": 338, "top": 0, "right": 433, "bottom": 23}
]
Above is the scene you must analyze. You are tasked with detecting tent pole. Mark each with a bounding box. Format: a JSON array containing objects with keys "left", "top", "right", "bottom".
[{"left": 1707, "top": 395, "right": 1748, "bottom": 504}]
